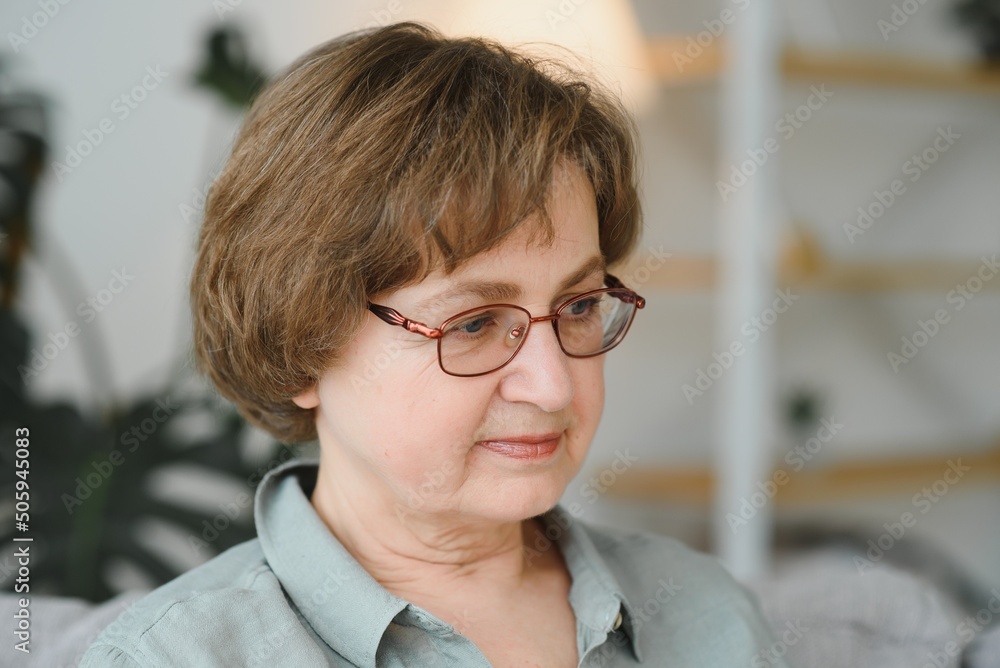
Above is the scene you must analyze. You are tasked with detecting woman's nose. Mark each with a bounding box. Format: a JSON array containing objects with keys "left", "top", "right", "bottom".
[{"left": 498, "top": 319, "right": 574, "bottom": 412}]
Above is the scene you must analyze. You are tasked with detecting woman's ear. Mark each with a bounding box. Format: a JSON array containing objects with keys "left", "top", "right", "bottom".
[{"left": 292, "top": 386, "right": 320, "bottom": 409}]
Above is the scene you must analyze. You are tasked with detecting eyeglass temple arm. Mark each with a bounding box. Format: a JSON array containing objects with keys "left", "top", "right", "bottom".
[
  {"left": 367, "top": 303, "right": 442, "bottom": 339},
  {"left": 605, "top": 274, "right": 646, "bottom": 309}
]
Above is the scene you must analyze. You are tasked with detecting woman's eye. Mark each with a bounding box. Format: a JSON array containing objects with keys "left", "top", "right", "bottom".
[
  {"left": 568, "top": 297, "right": 599, "bottom": 316},
  {"left": 454, "top": 315, "right": 493, "bottom": 334}
]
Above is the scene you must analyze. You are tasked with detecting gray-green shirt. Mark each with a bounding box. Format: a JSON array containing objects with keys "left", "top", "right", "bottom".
[{"left": 80, "top": 459, "right": 785, "bottom": 667}]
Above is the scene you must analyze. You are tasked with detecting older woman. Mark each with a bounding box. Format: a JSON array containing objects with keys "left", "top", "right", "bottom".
[{"left": 82, "top": 21, "right": 784, "bottom": 667}]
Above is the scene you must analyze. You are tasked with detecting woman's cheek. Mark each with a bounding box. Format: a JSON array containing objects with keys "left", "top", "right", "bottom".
[{"left": 576, "top": 358, "right": 605, "bottom": 416}]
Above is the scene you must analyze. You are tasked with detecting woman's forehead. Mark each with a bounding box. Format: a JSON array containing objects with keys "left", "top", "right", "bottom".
[{"left": 399, "top": 253, "right": 606, "bottom": 318}]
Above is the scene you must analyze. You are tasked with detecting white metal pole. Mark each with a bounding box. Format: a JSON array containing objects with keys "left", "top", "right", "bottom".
[{"left": 713, "top": 0, "right": 781, "bottom": 579}]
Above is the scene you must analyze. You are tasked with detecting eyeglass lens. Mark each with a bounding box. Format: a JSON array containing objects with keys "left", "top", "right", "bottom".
[{"left": 438, "top": 291, "right": 636, "bottom": 376}]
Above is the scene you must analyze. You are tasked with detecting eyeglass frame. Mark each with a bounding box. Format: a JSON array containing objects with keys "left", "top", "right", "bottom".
[{"left": 366, "top": 273, "right": 646, "bottom": 377}]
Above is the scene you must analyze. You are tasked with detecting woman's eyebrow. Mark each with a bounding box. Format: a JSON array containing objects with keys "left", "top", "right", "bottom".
[{"left": 414, "top": 254, "right": 606, "bottom": 315}]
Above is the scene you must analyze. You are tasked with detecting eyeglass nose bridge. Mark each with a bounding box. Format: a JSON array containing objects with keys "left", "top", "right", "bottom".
[
  {"left": 505, "top": 311, "right": 562, "bottom": 351},
  {"left": 528, "top": 313, "right": 560, "bottom": 325}
]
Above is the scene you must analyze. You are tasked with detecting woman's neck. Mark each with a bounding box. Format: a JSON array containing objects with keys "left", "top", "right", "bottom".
[{"left": 309, "top": 458, "right": 558, "bottom": 604}]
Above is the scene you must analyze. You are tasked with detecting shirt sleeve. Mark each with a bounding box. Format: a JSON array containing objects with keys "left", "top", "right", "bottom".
[{"left": 79, "top": 643, "right": 146, "bottom": 668}]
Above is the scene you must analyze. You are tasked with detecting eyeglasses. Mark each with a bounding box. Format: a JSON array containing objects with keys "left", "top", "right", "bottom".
[{"left": 367, "top": 273, "right": 645, "bottom": 377}]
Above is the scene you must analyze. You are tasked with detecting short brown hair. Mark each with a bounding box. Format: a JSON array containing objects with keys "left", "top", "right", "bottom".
[{"left": 190, "top": 21, "right": 643, "bottom": 443}]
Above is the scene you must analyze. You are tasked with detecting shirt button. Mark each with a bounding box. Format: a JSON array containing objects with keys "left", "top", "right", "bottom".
[{"left": 612, "top": 611, "right": 623, "bottom": 632}]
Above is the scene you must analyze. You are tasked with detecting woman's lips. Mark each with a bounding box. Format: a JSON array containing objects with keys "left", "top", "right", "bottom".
[{"left": 476, "top": 433, "right": 562, "bottom": 460}]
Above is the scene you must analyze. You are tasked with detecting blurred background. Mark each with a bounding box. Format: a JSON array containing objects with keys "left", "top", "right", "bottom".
[{"left": 0, "top": 0, "right": 997, "bottom": 639}]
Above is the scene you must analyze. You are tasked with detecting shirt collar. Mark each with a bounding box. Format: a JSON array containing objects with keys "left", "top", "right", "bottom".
[
  {"left": 255, "top": 458, "right": 407, "bottom": 668},
  {"left": 256, "top": 458, "right": 642, "bottom": 665},
  {"left": 537, "top": 506, "right": 644, "bottom": 662}
]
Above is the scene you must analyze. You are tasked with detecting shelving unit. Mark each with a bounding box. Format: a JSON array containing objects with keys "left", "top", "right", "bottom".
[
  {"left": 616, "top": 237, "right": 1000, "bottom": 293},
  {"left": 605, "top": 28, "right": 999, "bottom": 578},
  {"left": 648, "top": 39, "right": 1000, "bottom": 95},
  {"left": 602, "top": 441, "right": 1000, "bottom": 507}
]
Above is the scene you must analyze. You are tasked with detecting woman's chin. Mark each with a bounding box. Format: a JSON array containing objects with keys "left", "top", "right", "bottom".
[{"left": 472, "top": 478, "right": 569, "bottom": 523}]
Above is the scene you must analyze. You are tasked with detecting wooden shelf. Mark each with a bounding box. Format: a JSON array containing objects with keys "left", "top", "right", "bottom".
[
  {"left": 618, "top": 255, "right": 1000, "bottom": 293},
  {"left": 617, "top": 233, "right": 1000, "bottom": 294},
  {"left": 647, "top": 39, "right": 1000, "bottom": 95},
  {"left": 600, "top": 441, "right": 1000, "bottom": 507},
  {"left": 781, "top": 47, "right": 1000, "bottom": 96},
  {"left": 647, "top": 36, "right": 724, "bottom": 86}
]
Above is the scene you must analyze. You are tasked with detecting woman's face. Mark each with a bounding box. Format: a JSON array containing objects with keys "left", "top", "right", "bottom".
[{"left": 294, "top": 161, "right": 606, "bottom": 524}]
